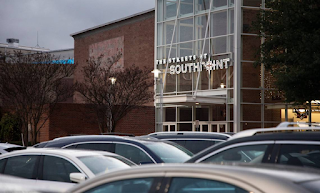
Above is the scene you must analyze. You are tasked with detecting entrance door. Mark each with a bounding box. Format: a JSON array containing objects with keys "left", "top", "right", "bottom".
[
  {"left": 193, "top": 122, "right": 209, "bottom": 132},
  {"left": 211, "top": 123, "right": 227, "bottom": 132},
  {"left": 163, "top": 123, "right": 177, "bottom": 132}
]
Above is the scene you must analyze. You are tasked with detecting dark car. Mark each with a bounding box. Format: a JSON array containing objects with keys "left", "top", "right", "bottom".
[
  {"left": 186, "top": 132, "right": 320, "bottom": 169},
  {"left": 36, "top": 135, "right": 193, "bottom": 165},
  {"left": 147, "top": 132, "right": 231, "bottom": 154}
]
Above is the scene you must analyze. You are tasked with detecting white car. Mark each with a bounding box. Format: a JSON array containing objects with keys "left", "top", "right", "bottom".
[
  {"left": 0, "top": 142, "right": 25, "bottom": 155},
  {"left": 0, "top": 148, "right": 135, "bottom": 192},
  {"left": 68, "top": 163, "right": 320, "bottom": 193}
]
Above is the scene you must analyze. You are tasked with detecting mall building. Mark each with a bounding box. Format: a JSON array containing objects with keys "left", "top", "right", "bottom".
[{"left": 153, "top": 0, "right": 308, "bottom": 133}]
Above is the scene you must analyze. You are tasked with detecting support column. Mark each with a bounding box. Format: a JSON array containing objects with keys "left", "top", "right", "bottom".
[{"left": 233, "top": 0, "right": 242, "bottom": 133}]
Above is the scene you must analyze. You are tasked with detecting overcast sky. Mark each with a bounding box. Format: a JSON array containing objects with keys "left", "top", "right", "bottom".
[{"left": 0, "top": 0, "right": 155, "bottom": 50}]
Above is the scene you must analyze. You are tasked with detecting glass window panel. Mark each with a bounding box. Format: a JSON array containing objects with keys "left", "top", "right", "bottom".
[
  {"left": 157, "top": 0, "right": 164, "bottom": 22},
  {"left": 212, "top": 124, "right": 218, "bottom": 132},
  {"left": 193, "top": 70, "right": 208, "bottom": 91},
  {"left": 165, "top": 107, "right": 176, "bottom": 121},
  {"left": 211, "top": 36, "right": 227, "bottom": 54},
  {"left": 4, "top": 155, "right": 39, "bottom": 179},
  {"left": 242, "top": 122, "right": 262, "bottom": 130},
  {"left": 166, "top": 46, "right": 177, "bottom": 58},
  {"left": 195, "top": 0, "right": 211, "bottom": 13},
  {"left": 211, "top": 10, "right": 227, "bottom": 37},
  {"left": 165, "top": 21, "right": 176, "bottom": 45},
  {"left": 179, "top": 42, "right": 193, "bottom": 57},
  {"left": 164, "top": 72, "right": 176, "bottom": 92},
  {"left": 196, "top": 107, "right": 209, "bottom": 121},
  {"left": 243, "top": 0, "right": 262, "bottom": 7},
  {"left": 178, "top": 123, "right": 193, "bottom": 131},
  {"left": 213, "top": 0, "right": 227, "bottom": 9},
  {"left": 179, "top": 107, "right": 192, "bottom": 121},
  {"left": 229, "top": 0, "right": 235, "bottom": 7},
  {"left": 115, "top": 144, "right": 153, "bottom": 165},
  {"left": 229, "top": 9, "right": 234, "bottom": 34},
  {"left": 242, "top": 104, "right": 262, "bottom": 121},
  {"left": 85, "top": 178, "right": 154, "bottom": 193},
  {"left": 178, "top": 72, "right": 192, "bottom": 91},
  {"left": 264, "top": 105, "right": 281, "bottom": 122},
  {"left": 277, "top": 144, "right": 320, "bottom": 169},
  {"left": 242, "top": 89, "right": 261, "bottom": 103},
  {"left": 229, "top": 35, "right": 234, "bottom": 53},
  {"left": 157, "top": 46, "right": 164, "bottom": 60},
  {"left": 195, "top": 14, "right": 209, "bottom": 40},
  {"left": 0, "top": 159, "right": 6, "bottom": 173},
  {"left": 157, "top": 23, "right": 163, "bottom": 46},
  {"left": 212, "top": 104, "right": 226, "bottom": 121},
  {"left": 202, "top": 144, "right": 268, "bottom": 164},
  {"left": 168, "top": 177, "right": 249, "bottom": 193},
  {"left": 166, "top": 0, "right": 178, "bottom": 19},
  {"left": 242, "top": 8, "right": 259, "bottom": 34},
  {"left": 242, "top": 35, "right": 260, "bottom": 61},
  {"left": 179, "top": 18, "right": 193, "bottom": 42},
  {"left": 242, "top": 62, "right": 260, "bottom": 88},
  {"left": 195, "top": 39, "right": 210, "bottom": 55},
  {"left": 184, "top": 140, "right": 215, "bottom": 153},
  {"left": 210, "top": 68, "right": 226, "bottom": 89},
  {"left": 43, "top": 156, "right": 80, "bottom": 183},
  {"left": 180, "top": 0, "right": 193, "bottom": 16}
]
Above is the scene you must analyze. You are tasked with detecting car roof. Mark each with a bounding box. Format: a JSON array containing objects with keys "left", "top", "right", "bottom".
[
  {"left": 43, "top": 135, "right": 167, "bottom": 148},
  {"left": 148, "top": 132, "right": 230, "bottom": 140},
  {"left": 0, "top": 147, "right": 120, "bottom": 158},
  {"left": 69, "top": 163, "right": 320, "bottom": 193},
  {"left": 0, "top": 143, "right": 24, "bottom": 149},
  {"left": 186, "top": 132, "right": 320, "bottom": 162}
]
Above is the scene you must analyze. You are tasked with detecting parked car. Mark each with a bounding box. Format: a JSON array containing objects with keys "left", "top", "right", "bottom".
[
  {"left": 0, "top": 142, "right": 26, "bottom": 155},
  {"left": 36, "top": 135, "right": 193, "bottom": 164},
  {"left": 147, "top": 132, "right": 231, "bottom": 153},
  {"left": 186, "top": 132, "right": 320, "bottom": 169},
  {"left": 0, "top": 148, "right": 135, "bottom": 192},
  {"left": 68, "top": 163, "right": 320, "bottom": 193}
]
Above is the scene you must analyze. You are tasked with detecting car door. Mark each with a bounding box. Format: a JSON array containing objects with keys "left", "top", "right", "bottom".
[
  {"left": 272, "top": 141, "right": 320, "bottom": 169},
  {"left": 195, "top": 141, "right": 275, "bottom": 164}
]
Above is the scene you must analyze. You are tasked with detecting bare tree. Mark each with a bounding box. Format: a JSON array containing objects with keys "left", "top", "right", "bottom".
[
  {"left": 0, "top": 51, "right": 75, "bottom": 145},
  {"left": 76, "top": 53, "right": 153, "bottom": 133}
]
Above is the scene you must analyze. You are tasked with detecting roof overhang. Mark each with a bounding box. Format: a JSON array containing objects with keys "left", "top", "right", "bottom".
[{"left": 155, "top": 94, "right": 226, "bottom": 106}]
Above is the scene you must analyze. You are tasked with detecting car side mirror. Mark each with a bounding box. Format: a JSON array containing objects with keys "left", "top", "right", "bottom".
[
  {"left": 222, "top": 152, "right": 242, "bottom": 161},
  {"left": 70, "top": 173, "right": 86, "bottom": 183}
]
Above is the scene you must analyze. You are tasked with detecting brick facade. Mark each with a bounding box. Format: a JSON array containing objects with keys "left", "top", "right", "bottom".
[{"left": 38, "top": 10, "right": 156, "bottom": 142}]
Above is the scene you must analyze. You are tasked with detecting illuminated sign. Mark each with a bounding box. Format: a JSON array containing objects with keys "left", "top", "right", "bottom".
[{"left": 156, "top": 54, "right": 231, "bottom": 75}]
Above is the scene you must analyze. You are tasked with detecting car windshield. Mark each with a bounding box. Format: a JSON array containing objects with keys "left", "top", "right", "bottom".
[
  {"left": 78, "top": 155, "right": 131, "bottom": 175},
  {"left": 145, "top": 142, "right": 193, "bottom": 163}
]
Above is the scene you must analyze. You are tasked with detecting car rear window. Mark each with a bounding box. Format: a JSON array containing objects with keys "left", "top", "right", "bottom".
[
  {"left": 78, "top": 155, "right": 131, "bottom": 175},
  {"left": 145, "top": 142, "right": 192, "bottom": 163}
]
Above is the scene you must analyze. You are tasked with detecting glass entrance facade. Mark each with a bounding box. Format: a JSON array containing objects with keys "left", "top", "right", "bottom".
[{"left": 154, "top": 0, "right": 283, "bottom": 133}]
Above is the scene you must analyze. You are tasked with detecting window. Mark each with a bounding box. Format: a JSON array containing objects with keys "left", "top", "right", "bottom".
[
  {"left": 115, "top": 144, "right": 153, "bottom": 165},
  {"left": 76, "top": 143, "right": 114, "bottom": 152},
  {"left": 42, "top": 156, "right": 81, "bottom": 183},
  {"left": 184, "top": 140, "right": 217, "bottom": 154},
  {"left": 168, "top": 177, "right": 248, "bottom": 193},
  {"left": 4, "top": 155, "right": 39, "bottom": 179},
  {"left": 277, "top": 144, "right": 320, "bottom": 169},
  {"left": 201, "top": 144, "right": 269, "bottom": 164},
  {"left": 84, "top": 178, "right": 154, "bottom": 193},
  {"left": 0, "top": 158, "right": 6, "bottom": 173}
]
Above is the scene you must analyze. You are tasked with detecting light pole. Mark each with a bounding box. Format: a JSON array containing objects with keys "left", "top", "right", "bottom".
[
  {"left": 108, "top": 77, "right": 116, "bottom": 132},
  {"left": 152, "top": 69, "right": 163, "bottom": 132}
]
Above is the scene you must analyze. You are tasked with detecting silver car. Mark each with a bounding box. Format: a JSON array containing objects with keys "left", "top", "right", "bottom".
[
  {"left": 68, "top": 163, "right": 320, "bottom": 193},
  {"left": 0, "top": 148, "right": 135, "bottom": 192}
]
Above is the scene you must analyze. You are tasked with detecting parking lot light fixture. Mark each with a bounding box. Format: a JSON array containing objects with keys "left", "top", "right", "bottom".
[
  {"left": 109, "top": 77, "right": 116, "bottom": 85},
  {"left": 152, "top": 69, "right": 163, "bottom": 132}
]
